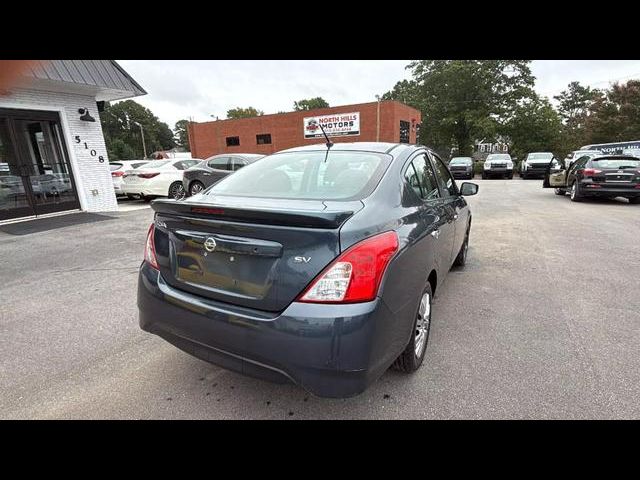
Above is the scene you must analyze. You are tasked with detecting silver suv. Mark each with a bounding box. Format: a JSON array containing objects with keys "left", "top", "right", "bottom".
[{"left": 482, "top": 154, "right": 514, "bottom": 179}]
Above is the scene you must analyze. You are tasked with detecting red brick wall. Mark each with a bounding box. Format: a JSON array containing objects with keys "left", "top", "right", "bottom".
[{"left": 188, "top": 100, "right": 421, "bottom": 159}]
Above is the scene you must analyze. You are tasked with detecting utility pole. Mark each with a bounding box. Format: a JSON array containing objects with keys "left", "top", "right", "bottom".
[
  {"left": 375, "top": 95, "right": 381, "bottom": 142},
  {"left": 133, "top": 121, "right": 147, "bottom": 159}
]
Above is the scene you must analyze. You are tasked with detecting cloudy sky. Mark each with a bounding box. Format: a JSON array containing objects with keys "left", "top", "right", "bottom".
[{"left": 117, "top": 60, "right": 640, "bottom": 128}]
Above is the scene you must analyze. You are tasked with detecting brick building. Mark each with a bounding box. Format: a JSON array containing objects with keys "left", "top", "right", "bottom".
[{"left": 187, "top": 100, "right": 421, "bottom": 158}]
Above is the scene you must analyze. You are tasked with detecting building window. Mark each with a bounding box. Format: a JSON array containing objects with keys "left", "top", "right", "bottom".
[
  {"left": 226, "top": 136, "right": 240, "bottom": 147},
  {"left": 256, "top": 134, "right": 272, "bottom": 145},
  {"left": 399, "top": 120, "right": 410, "bottom": 144}
]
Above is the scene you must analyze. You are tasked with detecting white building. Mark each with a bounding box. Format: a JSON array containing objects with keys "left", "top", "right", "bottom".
[{"left": 0, "top": 60, "right": 146, "bottom": 222}]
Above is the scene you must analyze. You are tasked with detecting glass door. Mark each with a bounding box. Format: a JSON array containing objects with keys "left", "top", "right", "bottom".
[
  {"left": 0, "top": 117, "right": 35, "bottom": 220},
  {"left": 0, "top": 108, "right": 80, "bottom": 221},
  {"left": 14, "top": 119, "right": 80, "bottom": 215}
]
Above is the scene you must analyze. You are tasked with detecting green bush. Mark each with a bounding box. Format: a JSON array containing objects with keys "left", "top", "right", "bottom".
[{"left": 473, "top": 161, "right": 485, "bottom": 175}]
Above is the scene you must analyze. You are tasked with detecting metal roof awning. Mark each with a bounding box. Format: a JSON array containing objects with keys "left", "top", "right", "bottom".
[{"left": 21, "top": 60, "right": 147, "bottom": 102}]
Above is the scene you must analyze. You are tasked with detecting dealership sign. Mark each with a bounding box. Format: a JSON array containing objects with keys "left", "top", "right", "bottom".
[{"left": 304, "top": 112, "right": 360, "bottom": 139}]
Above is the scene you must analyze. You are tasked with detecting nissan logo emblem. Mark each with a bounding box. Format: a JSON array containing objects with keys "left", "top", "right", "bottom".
[{"left": 204, "top": 237, "right": 217, "bottom": 252}]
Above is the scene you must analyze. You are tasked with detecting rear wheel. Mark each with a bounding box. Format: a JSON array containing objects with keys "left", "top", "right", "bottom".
[
  {"left": 126, "top": 194, "right": 140, "bottom": 200},
  {"left": 570, "top": 182, "right": 583, "bottom": 202},
  {"left": 629, "top": 197, "right": 640, "bottom": 204},
  {"left": 508, "top": 173, "right": 513, "bottom": 179},
  {"left": 554, "top": 188, "right": 566, "bottom": 196},
  {"left": 189, "top": 180, "right": 205, "bottom": 196},
  {"left": 168, "top": 181, "right": 186, "bottom": 200},
  {"left": 393, "top": 283, "right": 432, "bottom": 373},
  {"left": 482, "top": 173, "right": 487, "bottom": 180}
]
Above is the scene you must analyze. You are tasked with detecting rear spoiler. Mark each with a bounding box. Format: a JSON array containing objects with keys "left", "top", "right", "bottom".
[{"left": 151, "top": 199, "right": 354, "bottom": 229}]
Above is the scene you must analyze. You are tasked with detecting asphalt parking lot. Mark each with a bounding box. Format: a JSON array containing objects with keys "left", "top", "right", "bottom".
[{"left": 1, "top": 179, "right": 639, "bottom": 419}]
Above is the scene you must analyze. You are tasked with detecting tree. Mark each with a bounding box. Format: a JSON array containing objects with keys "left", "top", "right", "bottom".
[
  {"left": 584, "top": 80, "right": 640, "bottom": 144},
  {"left": 226, "top": 107, "right": 263, "bottom": 119},
  {"left": 100, "top": 100, "right": 175, "bottom": 160},
  {"left": 293, "top": 97, "right": 329, "bottom": 111},
  {"left": 504, "top": 95, "right": 564, "bottom": 160},
  {"left": 174, "top": 119, "right": 190, "bottom": 150},
  {"left": 554, "top": 81, "right": 603, "bottom": 151},
  {"left": 384, "top": 61, "right": 536, "bottom": 156}
]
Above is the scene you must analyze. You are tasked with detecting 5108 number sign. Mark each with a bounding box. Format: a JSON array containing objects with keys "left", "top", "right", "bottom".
[{"left": 74, "top": 135, "right": 105, "bottom": 163}]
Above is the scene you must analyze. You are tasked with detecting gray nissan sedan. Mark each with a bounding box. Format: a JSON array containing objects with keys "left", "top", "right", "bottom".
[{"left": 138, "top": 142, "right": 478, "bottom": 398}]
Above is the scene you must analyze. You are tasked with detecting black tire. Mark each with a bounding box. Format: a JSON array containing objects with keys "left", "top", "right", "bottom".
[
  {"left": 629, "top": 197, "right": 640, "bottom": 204},
  {"left": 569, "top": 181, "right": 583, "bottom": 202},
  {"left": 482, "top": 173, "right": 487, "bottom": 180},
  {"left": 126, "top": 194, "right": 139, "bottom": 200},
  {"left": 189, "top": 180, "right": 205, "bottom": 196},
  {"left": 453, "top": 223, "right": 470, "bottom": 267},
  {"left": 521, "top": 173, "right": 527, "bottom": 179},
  {"left": 508, "top": 173, "right": 513, "bottom": 179},
  {"left": 141, "top": 194, "right": 153, "bottom": 203},
  {"left": 393, "top": 283, "right": 432, "bottom": 373},
  {"left": 554, "top": 188, "right": 566, "bottom": 196},
  {"left": 168, "top": 181, "right": 186, "bottom": 200}
]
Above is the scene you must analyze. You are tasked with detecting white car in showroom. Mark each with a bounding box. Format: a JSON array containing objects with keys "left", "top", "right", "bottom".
[
  {"left": 121, "top": 158, "right": 201, "bottom": 201},
  {"left": 110, "top": 160, "right": 149, "bottom": 198}
]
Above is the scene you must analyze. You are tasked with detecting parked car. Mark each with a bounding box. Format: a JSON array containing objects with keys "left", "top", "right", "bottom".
[
  {"left": 110, "top": 161, "right": 149, "bottom": 198},
  {"left": 563, "top": 149, "right": 602, "bottom": 169},
  {"left": 448, "top": 157, "right": 474, "bottom": 179},
  {"left": 482, "top": 153, "right": 514, "bottom": 179},
  {"left": 122, "top": 158, "right": 201, "bottom": 201},
  {"left": 182, "top": 154, "right": 265, "bottom": 197},
  {"left": 543, "top": 154, "right": 640, "bottom": 203},
  {"left": 137, "top": 142, "right": 479, "bottom": 398},
  {"left": 520, "top": 152, "right": 559, "bottom": 179}
]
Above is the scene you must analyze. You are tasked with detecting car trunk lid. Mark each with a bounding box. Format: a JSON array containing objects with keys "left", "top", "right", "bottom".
[{"left": 150, "top": 196, "right": 361, "bottom": 312}]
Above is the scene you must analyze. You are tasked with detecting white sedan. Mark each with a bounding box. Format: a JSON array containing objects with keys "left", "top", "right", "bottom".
[{"left": 121, "top": 158, "right": 201, "bottom": 200}]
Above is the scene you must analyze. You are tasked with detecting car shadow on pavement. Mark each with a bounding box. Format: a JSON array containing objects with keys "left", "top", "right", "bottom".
[{"left": 0, "top": 212, "right": 115, "bottom": 236}]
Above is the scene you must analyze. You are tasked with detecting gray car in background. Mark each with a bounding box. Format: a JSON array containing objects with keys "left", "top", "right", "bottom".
[
  {"left": 182, "top": 153, "right": 265, "bottom": 197},
  {"left": 138, "top": 142, "right": 479, "bottom": 398},
  {"left": 448, "top": 157, "right": 474, "bottom": 179}
]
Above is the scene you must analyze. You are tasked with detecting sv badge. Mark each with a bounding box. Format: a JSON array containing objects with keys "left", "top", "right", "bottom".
[{"left": 294, "top": 256, "right": 311, "bottom": 264}]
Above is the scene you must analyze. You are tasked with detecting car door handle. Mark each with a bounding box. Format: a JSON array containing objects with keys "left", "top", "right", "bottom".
[{"left": 431, "top": 229, "right": 440, "bottom": 239}]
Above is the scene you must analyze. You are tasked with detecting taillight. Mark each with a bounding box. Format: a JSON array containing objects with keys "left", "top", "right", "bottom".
[
  {"left": 111, "top": 171, "right": 124, "bottom": 177},
  {"left": 138, "top": 172, "right": 160, "bottom": 179},
  {"left": 144, "top": 224, "right": 159, "bottom": 270},
  {"left": 298, "top": 231, "right": 399, "bottom": 304},
  {"left": 583, "top": 168, "right": 602, "bottom": 177}
]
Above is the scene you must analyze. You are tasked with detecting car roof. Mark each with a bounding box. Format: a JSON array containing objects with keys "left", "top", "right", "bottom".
[
  {"left": 278, "top": 142, "right": 410, "bottom": 155},
  {"left": 527, "top": 152, "right": 553, "bottom": 155},
  {"left": 589, "top": 154, "right": 640, "bottom": 161}
]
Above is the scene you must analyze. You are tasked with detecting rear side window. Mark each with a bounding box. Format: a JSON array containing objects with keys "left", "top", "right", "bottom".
[
  {"left": 591, "top": 158, "right": 640, "bottom": 169},
  {"left": 207, "top": 151, "right": 391, "bottom": 201},
  {"left": 208, "top": 157, "right": 230, "bottom": 170}
]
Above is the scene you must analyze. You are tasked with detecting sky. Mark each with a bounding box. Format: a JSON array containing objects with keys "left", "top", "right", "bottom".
[{"left": 117, "top": 60, "right": 640, "bottom": 128}]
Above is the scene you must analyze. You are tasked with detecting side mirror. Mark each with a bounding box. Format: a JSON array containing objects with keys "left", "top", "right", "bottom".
[{"left": 460, "top": 182, "right": 479, "bottom": 196}]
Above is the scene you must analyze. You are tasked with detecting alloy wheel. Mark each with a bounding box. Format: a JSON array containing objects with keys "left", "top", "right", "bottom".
[
  {"left": 415, "top": 292, "right": 431, "bottom": 357},
  {"left": 190, "top": 182, "right": 204, "bottom": 196},
  {"left": 169, "top": 183, "right": 186, "bottom": 200}
]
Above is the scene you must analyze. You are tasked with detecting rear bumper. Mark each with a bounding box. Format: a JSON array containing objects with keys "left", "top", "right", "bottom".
[
  {"left": 122, "top": 182, "right": 164, "bottom": 197},
  {"left": 137, "top": 262, "right": 395, "bottom": 398},
  {"left": 579, "top": 183, "right": 640, "bottom": 197}
]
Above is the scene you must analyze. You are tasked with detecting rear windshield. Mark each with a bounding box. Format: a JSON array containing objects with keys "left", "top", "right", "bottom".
[
  {"left": 140, "top": 160, "right": 170, "bottom": 169},
  {"left": 592, "top": 158, "right": 640, "bottom": 169},
  {"left": 205, "top": 150, "right": 391, "bottom": 201},
  {"left": 109, "top": 163, "right": 122, "bottom": 171},
  {"left": 527, "top": 153, "right": 553, "bottom": 160}
]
